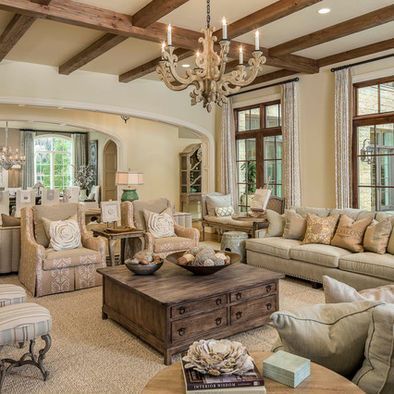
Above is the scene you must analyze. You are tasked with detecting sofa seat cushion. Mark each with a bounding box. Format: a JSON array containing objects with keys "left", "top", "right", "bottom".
[
  {"left": 203, "top": 215, "right": 252, "bottom": 228},
  {"left": 154, "top": 236, "right": 195, "bottom": 254},
  {"left": 339, "top": 253, "right": 394, "bottom": 281},
  {"left": 290, "top": 244, "right": 351, "bottom": 268},
  {"left": 246, "top": 237, "right": 301, "bottom": 260},
  {"left": 43, "top": 247, "right": 101, "bottom": 271}
]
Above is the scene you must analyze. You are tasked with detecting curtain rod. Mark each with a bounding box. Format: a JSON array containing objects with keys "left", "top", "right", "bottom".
[
  {"left": 331, "top": 53, "right": 394, "bottom": 72},
  {"left": 229, "top": 77, "right": 299, "bottom": 97}
]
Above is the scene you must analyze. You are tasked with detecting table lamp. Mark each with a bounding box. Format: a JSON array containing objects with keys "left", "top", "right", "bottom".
[{"left": 116, "top": 170, "right": 144, "bottom": 202}]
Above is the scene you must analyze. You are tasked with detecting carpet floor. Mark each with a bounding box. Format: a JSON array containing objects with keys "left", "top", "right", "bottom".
[{"left": 0, "top": 271, "right": 324, "bottom": 393}]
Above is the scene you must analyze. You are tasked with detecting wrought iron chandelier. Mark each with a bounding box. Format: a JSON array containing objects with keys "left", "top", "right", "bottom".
[
  {"left": 0, "top": 121, "right": 26, "bottom": 170},
  {"left": 157, "top": 0, "right": 266, "bottom": 112}
]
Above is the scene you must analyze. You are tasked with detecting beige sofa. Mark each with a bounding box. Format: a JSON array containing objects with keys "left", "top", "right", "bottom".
[{"left": 246, "top": 207, "right": 394, "bottom": 290}]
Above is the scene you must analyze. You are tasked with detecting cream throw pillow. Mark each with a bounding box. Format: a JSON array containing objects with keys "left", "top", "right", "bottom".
[
  {"left": 266, "top": 209, "right": 285, "bottom": 237},
  {"left": 214, "top": 206, "right": 234, "bottom": 217},
  {"left": 271, "top": 301, "right": 383, "bottom": 377},
  {"left": 206, "top": 194, "right": 232, "bottom": 216},
  {"left": 144, "top": 208, "right": 175, "bottom": 238},
  {"left": 331, "top": 214, "right": 372, "bottom": 252},
  {"left": 363, "top": 218, "right": 392, "bottom": 254},
  {"left": 302, "top": 214, "right": 339, "bottom": 245},
  {"left": 283, "top": 209, "right": 306, "bottom": 240},
  {"left": 41, "top": 215, "right": 81, "bottom": 251},
  {"left": 353, "top": 304, "right": 394, "bottom": 394},
  {"left": 323, "top": 276, "right": 394, "bottom": 304}
]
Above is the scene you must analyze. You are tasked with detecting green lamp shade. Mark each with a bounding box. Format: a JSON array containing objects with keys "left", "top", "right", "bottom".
[{"left": 121, "top": 189, "right": 139, "bottom": 202}]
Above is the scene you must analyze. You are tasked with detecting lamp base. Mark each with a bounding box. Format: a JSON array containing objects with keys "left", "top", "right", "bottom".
[{"left": 121, "top": 189, "right": 139, "bottom": 202}]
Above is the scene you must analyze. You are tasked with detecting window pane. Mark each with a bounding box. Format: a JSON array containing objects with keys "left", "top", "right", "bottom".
[
  {"left": 357, "top": 85, "right": 378, "bottom": 115},
  {"left": 358, "top": 187, "right": 375, "bottom": 211},
  {"left": 376, "top": 123, "right": 394, "bottom": 150},
  {"left": 35, "top": 152, "right": 51, "bottom": 188},
  {"left": 264, "top": 136, "right": 275, "bottom": 159},
  {"left": 238, "top": 110, "right": 247, "bottom": 132},
  {"left": 237, "top": 139, "right": 246, "bottom": 160},
  {"left": 246, "top": 139, "right": 256, "bottom": 160},
  {"left": 377, "top": 188, "right": 394, "bottom": 211},
  {"left": 237, "top": 162, "right": 247, "bottom": 183},
  {"left": 266, "top": 104, "right": 280, "bottom": 128},
  {"left": 376, "top": 155, "right": 394, "bottom": 187},
  {"left": 276, "top": 135, "right": 283, "bottom": 159},
  {"left": 237, "top": 108, "right": 260, "bottom": 131},
  {"left": 380, "top": 82, "right": 394, "bottom": 113},
  {"left": 358, "top": 157, "right": 375, "bottom": 186},
  {"left": 357, "top": 126, "right": 375, "bottom": 156},
  {"left": 238, "top": 183, "right": 248, "bottom": 212}
]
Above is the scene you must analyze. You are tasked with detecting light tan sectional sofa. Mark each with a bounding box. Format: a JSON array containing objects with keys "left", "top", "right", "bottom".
[{"left": 245, "top": 207, "right": 394, "bottom": 290}]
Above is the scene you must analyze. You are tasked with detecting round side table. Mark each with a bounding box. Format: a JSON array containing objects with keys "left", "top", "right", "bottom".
[
  {"left": 142, "top": 351, "right": 363, "bottom": 394},
  {"left": 220, "top": 231, "right": 249, "bottom": 263}
]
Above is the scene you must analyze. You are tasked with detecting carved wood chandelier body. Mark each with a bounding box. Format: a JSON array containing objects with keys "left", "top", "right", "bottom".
[{"left": 156, "top": 0, "right": 266, "bottom": 112}]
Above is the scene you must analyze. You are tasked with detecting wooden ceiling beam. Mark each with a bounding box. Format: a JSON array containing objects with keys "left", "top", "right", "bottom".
[
  {"left": 215, "top": 0, "right": 323, "bottom": 39},
  {"left": 133, "top": 0, "right": 189, "bottom": 28},
  {"left": 270, "top": 5, "right": 394, "bottom": 56}
]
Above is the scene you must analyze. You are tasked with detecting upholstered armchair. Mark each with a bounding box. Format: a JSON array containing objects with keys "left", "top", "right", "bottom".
[
  {"left": 121, "top": 199, "right": 199, "bottom": 258},
  {"left": 19, "top": 203, "right": 106, "bottom": 297}
]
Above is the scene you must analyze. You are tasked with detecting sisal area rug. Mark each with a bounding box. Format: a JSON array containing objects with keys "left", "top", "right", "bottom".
[{"left": 0, "top": 272, "right": 323, "bottom": 393}]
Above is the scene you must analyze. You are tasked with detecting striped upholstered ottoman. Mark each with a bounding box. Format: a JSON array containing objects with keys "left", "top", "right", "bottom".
[
  {"left": 0, "top": 303, "right": 52, "bottom": 388},
  {"left": 0, "top": 284, "right": 26, "bottom": 307}
]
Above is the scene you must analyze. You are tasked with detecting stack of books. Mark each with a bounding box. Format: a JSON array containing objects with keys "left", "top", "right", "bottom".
[
  {"left": 263, "top": 350, "right": 310, "bottom": 388},
  {"left": 182, "top": 357, "right": 266, "bottom": 394}
]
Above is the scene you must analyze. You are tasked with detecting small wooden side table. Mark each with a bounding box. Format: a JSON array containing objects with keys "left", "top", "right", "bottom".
[
  {"left": 92, "top": 229, "right": 145, "bottom": 267},
  {"left": 142, "top": 351, "right": 363, "bottom": 394}
]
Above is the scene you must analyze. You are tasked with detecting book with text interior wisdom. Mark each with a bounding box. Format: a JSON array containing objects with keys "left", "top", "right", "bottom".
[{"left": 182, "top": 356, "right": 266, "bottom": 394}]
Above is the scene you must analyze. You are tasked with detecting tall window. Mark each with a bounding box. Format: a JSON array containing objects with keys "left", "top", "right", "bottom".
[
  {"left": 34, "top": 136, "right": 73, "bottom": 189},
  {"left": 234, "top": 101, "right": 282, "bottom": 211},
  {"left": 353, "top": 76, "right": 394, "bottom": 211}
]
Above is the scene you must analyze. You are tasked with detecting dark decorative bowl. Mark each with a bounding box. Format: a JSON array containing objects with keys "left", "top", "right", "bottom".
[
  {"left": 166, "top": 250, "right": 240, "bottom": 276},
  {"left": 125, "top": 260, "right": 163, "bottom": 275}
]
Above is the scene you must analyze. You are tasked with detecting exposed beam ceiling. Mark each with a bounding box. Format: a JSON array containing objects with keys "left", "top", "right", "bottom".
[
  {"left": 247, "top": 69, "right": 299, "bottom": 87},
  {"left": 215, "top": 0, "right": 323, "bottom": 39},
  {"left": 59, "top": 0, "right": 191, "bottom": 75},
  {"left": 133, "top": 0, "right": 189, "bottom": 28},
  {"left": 270, "top": 4, "right": 394, "bottom": 56}
]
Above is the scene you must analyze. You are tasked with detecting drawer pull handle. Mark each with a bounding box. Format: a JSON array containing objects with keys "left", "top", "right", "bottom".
[
  {"left": 215, "top": 317, "right": 222, "bottom": 326},
  {"left": 178, "top": 328, "right": 186, "bottom": 336},
  {"left": 236, "top": 311, "right": 242, "bottom": 320},
  {"left": 267, "top": 303, "right": 272, "bottom": 311},
  {"left": 265, "top": 285, "right": 272, "bottom": 293},
  {"left": 178, "top": 306, "right": 186, "bottom": 315},
  {"left": 236, "top": 292, "right": 242, "bottom": 300},
  {"left": 216, "top": 298, "right": 222, "bottom": 306}
]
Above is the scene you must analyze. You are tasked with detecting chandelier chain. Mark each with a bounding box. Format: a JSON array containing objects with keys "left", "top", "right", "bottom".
[{"left": 206, "top": 0, "right": 210, "bottom": 29}]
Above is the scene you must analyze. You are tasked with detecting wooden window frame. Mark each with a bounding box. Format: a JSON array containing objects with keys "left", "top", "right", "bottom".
[
  {"left": 352, "top": 75, "right": 394, "bottom": 209},
  {"left": 234, "top": 100, "right": 282, "bottom": 210}
]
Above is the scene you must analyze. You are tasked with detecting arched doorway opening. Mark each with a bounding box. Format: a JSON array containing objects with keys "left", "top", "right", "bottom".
[{"left": 103, "top": 140, "right": 118, "bottom": 200}]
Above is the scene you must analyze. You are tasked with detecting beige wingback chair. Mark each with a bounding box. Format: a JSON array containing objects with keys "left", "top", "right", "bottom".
[
  {"left": 19, "top": 203, "right": 106, "bottom": 297},
  {"left": 121, "top": 198, "right": 199, "bottom": 258}
]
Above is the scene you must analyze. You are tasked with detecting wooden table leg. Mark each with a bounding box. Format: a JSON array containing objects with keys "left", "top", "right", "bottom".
[
  {"left": 108, "top": 239, "right": 116, "bottom": 267},
  {"left": 120, "top": 239, "right": 126, "bottom": 264},
  {"left": 164, "top": 350, "right": 173, "bottom": 366}
]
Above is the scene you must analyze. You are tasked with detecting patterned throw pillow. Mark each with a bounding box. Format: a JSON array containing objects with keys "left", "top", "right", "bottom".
[
  {"left": 214, "top": 206, "right": 234, "bottom": 217},
  {"left": 331, "top": 214, "right": 373, "bottom": 252},
  {"left": 302, "top": 214, "right": 339, "bottom": 245},
  {"left": 144, "top": 208, "right": 175, "bottom": 238},
  {"left": 41, "top": 215, "right": 81, "bottom": 251}
]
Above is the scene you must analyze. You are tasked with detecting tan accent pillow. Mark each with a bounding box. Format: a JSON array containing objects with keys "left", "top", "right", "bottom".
[
  {"left": 323, "top": 276, "right": 394, "bottom": 304},
  {"left": 266, "top": 209, "right": 285, "bottom": 237},
  {"left": 363, "top": 219, "right": 392, "bottom": 254},
  {"left": 353, "top": 304, "right": 394, "bottom": 393},
  {"left": 1, "top": 214, "right": 21, "bottom": 227},
  {"left": 271, "top": 301, "right": 383, "bottom": 377},
  {"left": 144, "top": 207, "right": 175, "bottom": 238},
  {"left": 41, "top": 215, "right": 81, "bottom": 251},
  {"left": 331, "top": 214, "right": 373, "bottom": 252},
  {"left": 283, "top": 209, "right": 306, "bottom": 240},
  {"left": 302, "top": 214, "right": 339, "bottom": 245}
]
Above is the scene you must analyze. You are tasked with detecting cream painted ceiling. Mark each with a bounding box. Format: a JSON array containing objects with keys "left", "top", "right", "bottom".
[{"left": 0, "top": 0, "right": 393, "bottom": 79}]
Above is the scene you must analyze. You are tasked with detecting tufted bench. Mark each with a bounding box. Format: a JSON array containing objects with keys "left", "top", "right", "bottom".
[
  {"left": 0, "top": 303, "right": 52, "bottom": 389},
  {"left": 0, "top": 284, "right": 26, "bottom": 307}
]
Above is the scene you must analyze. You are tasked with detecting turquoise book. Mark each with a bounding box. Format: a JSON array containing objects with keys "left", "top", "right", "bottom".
[{"left": 262, "top": 351, "right": 311, "bottom": 388}]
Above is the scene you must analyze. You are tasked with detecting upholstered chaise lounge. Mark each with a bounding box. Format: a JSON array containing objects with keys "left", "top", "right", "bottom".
[{"left": 19, "top": 203, "right": 106, "bottom": 297}]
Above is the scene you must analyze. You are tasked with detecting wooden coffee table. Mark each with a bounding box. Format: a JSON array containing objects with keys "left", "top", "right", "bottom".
[
  {"left": 142, "top": 351, "right": 363, "bottom": 393},
  {"left": 98, "top": 263, "right": 283, "bottom": 365}
]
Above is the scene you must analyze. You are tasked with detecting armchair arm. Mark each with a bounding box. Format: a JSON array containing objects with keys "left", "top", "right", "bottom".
[{"left": 174, "top": 223, "right": 199, "bottom": 246}]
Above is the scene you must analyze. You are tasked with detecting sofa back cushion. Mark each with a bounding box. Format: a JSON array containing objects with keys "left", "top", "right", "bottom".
[
  {"left": 330, "top": 208, "right": 373, "bottom": 221},
  {"left": 294, "top": 207, "right": 330, "bottom": 218},
  {"left": 33, "top": 203, "right": 78, "bottom": 248},
  {"left": 133, "top": 198, "right": 171, "bottom": 230}
]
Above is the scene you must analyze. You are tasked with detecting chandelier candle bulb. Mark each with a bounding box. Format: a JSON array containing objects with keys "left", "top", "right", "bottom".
[
  {"left": 255, "top": 30, "right": 260, "bottom": 50},
  {"left": 239, "top": 46, "right": 243, "bottom": 64},
  {"left": 167, "top": 24, "right": 172, "bottom": 46},
  {"left": 222, "top": 17, "right": 227, "bottom": 40}
]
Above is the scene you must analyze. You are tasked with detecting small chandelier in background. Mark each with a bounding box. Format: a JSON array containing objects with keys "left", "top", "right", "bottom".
[
  {"left": 0, "top": 121, "right": 26, "bottom": 170},
  {"left": 157, "top": 0, "right": 266, "bottom": 112}
]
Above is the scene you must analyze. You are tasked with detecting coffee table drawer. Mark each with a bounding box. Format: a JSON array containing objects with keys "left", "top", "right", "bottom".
[
  {"left": 230, "top": 295, "right": 276, "bottom": 325},
  {"left": 230, "top": 282, "right": 276, "bottom": 303},
  {"left": 171, "top": 308, "right": 227, "bottom": 343},
  {"left": 171, "top": 294, "right": 227, "bottom": 319}
]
